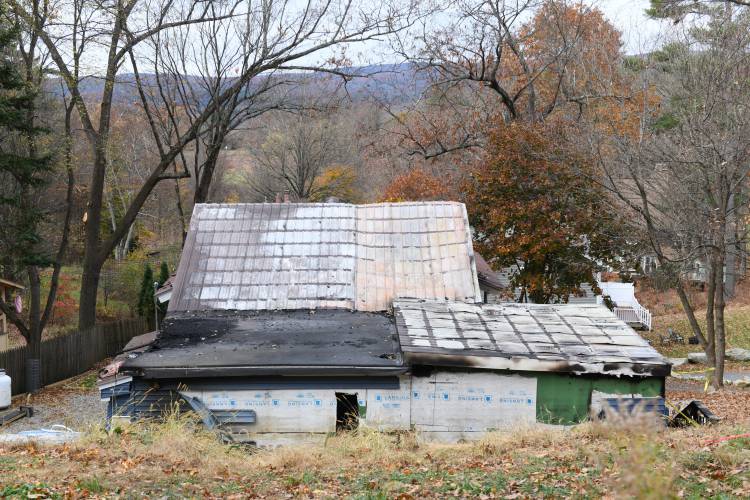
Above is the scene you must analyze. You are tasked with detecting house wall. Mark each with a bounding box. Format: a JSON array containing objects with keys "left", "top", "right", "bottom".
[
  {"left": 180, "top": 371, "right": 537, "bottom": 446},
  {"left": 536, "top": 372, "right": 664, "bottom": 424},
  {"left": 174, "top": 370, "right": 664, "bottom": 445}
]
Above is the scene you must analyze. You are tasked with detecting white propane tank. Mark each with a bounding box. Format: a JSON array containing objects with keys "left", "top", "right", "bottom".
[{"left": 0, "top": 369, "right": 11, "bottom": 410}]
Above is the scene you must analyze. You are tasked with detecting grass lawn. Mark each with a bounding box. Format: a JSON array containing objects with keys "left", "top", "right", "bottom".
[
  {"left": 645, "top": 305, "right": 750, "bottom": 359},
  {"left": 0, "top": 416, "right": 748, "bottom": 498}
]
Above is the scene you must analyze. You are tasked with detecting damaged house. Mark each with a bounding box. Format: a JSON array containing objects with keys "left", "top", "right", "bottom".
[{"left": 100, "top": 202, "right": 670, "bottom": 444}]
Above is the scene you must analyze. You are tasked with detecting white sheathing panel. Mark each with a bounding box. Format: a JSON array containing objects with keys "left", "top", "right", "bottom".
[
  {"left": 363, "top": 376, "right": 412, "bottom": 430},
  {"left": 169, "top": 202, "right": 482, "bottom": 312},
  {"left": 185, "top": 372, "right": 537, "bottom": 443},
  {"left": 181, "top": 389, "right": 338, "bottom": 433},
  {"left": 364, "top": 373, "right": 536, "bottom": 433}
]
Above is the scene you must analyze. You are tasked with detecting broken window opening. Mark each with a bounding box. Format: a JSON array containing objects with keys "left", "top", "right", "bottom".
[{"left": 335, "top": 392, "right": 359, "bottom": 432}]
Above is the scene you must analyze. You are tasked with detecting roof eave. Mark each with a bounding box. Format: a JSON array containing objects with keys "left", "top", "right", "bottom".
[
  {"left": 403, "top": 350, "right": 671, "bottom": 378},
  {"left": 477, "top": 274, "right": 507, "bottom": 292},
  {"left": 122, "top": 364, "right": 408, "bottom": 379},
  {"left": 0, "top": 278, "right": 24, "bottom": 290}
]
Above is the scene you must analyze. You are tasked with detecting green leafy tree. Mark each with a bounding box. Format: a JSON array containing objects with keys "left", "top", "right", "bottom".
[{"left": 0, "top": 13, "right": 49, "bottom": 267}]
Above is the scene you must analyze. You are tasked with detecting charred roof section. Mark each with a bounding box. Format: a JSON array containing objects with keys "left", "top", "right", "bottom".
[
  {"left": 394, "top": 300, "right": 670, "bottom": 377},
  {"left": 168, "top": 202, "right": 481, "bottom": 313},
  {"left": 122, "top": 309, "right": 405, "bottom": 378}
]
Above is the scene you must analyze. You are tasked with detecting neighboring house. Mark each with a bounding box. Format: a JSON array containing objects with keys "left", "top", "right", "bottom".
[
  {"left": 100, "top": 202, "right": 669, "bottom": 445},
  {"left": 598, "top": 281, "right": 652, "bottom": 331},
  {"left": 0, "top": 278, "right": 24, "bottom": 352},
  {"left": 478, "top": 260, "right": 652, "bottom": 330},
  {"left": 154, "top": 275, "right": 175, "bottom": 305},
  {"left": 639, "top": 253, "right": 740, "bottom": 287}
]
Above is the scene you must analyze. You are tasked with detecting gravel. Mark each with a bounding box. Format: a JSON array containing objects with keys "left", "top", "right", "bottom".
[{"left": 1, "top": 372, "right": 107, "bottom": 434}]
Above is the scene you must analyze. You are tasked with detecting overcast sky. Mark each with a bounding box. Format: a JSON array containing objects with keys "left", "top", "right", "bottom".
[
  {"left": 349, "top": 0, "right": 670, "bottom": 65},
  {"left": 599, "top": 0, "right": 667, "bottom": 54},
  {"left": 115, "top": 0, "right": 672, "bottom": 76}
]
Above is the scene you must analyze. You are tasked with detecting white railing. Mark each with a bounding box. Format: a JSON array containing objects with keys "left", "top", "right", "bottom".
[{"left": 614, "top": 304, "right": 652, "bottom": 331}]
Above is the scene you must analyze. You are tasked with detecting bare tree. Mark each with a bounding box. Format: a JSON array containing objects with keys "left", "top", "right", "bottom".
[
  {"left": 10, "top": 0, "right": 422, "bottom": 329},
  {"left": 386, "top": 0, "right": 626, "bottom": 160},
  {"left": 246, "top": 112, "right": 351, "bottom": 201},
  {"left": 648, "top": 0, "right": 750, "bottom": 19},
  {"left": 592, "top": 8, "right": 750, "bottom": 388},
  {"left": 145, "top": 1, "right": 297, "bottom": 207}
]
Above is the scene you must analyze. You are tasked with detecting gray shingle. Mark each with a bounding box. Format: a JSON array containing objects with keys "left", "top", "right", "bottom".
[{"left": 394, "top": 299, "right": 669, "bottom": 377}]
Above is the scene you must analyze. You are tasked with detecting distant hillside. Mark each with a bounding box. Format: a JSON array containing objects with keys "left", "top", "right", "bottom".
[{"left": 44, "top": 62, "right": 430, "bottom": 107}]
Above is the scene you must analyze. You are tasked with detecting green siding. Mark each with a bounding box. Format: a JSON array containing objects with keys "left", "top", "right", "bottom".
[{"left": 534, "top": 372, "right": 664, "bottom": 425}]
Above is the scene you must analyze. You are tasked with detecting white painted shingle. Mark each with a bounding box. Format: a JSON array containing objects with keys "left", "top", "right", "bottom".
[{"left": 169, "top": 202, "right": 482, "bottom": 312}]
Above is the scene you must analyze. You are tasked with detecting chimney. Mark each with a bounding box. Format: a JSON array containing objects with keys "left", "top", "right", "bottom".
[
  {"left": 275, "top": 193, "right": 282, "bottom": 203},
  {"left": 283, "top": 191, "right": 290, "bottom": 203}
]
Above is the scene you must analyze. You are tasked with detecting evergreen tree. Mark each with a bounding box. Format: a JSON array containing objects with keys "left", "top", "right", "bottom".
[
  {"left": 0, "top": 4, "right": 68, "bottom": 393},
  {"left": 0, "top": 6, "right": 50, "bottom": 270},
  {"left": 158, "top": 262, "right": 170, "bottom": 287},
  {"left": 137, "top": 264, "right": 155, "bottom": 328}
]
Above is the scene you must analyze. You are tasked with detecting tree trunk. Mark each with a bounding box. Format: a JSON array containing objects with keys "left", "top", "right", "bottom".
[
  {"left": 713, "top": 247, "right": 727, "bottom": 389},
  {"left": 78, "top": 260, "right": 101, "bottom": 330},
  {"left": 25, "top": 266, "right": 42, "bottom": 393},
  {"left": 174, "top": 177, "right": 187, "bottom": 245},
  {"left": 674, "top": 281, "right": 708, "bottom": 348},
  {"left": 704, "top": 251, "right": 717, "bottom": 369},
  {"left": 193, "top": 145, "right": 223, "bottom": 204},
  {"left": 724, "top": 193, "right": 737, "bottom": 298},
  {"left": 78, "top": 145, "right": 107, "bottom": 330}
]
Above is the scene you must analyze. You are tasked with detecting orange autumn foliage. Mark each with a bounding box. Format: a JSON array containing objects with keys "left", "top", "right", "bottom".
[
  {"left": 464, "top": 121, "right": 628, "bottom": 303},
  {"left": 520, "top": 3, "right": 624, "bottom": 120},
  {"left": 310, "top": 165, "right": 362, "bottom": 203},
  {"left": 380, "top": 168, "right": 456, "bottom": 202}
]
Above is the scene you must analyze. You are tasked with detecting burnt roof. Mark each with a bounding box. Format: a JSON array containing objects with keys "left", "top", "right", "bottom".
[
  {"left": 394, "top": 299, "right": 670, "bottom": 377},
  {"left": 473, "top": 253, "right": 508, "bottom": 292},
  {"left": 122, "top": 309, "right": 405, "bottom": 378},
  {"left": 168, "top": 202, "right": 481, "bottom": 313}
]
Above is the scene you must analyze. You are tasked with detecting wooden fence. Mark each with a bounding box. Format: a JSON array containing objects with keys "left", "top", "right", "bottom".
[{"left": 0, "top": 318, "right": 147, "bottom": 395}]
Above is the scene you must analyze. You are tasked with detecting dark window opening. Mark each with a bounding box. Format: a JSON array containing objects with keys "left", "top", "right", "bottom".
[
  {"left": 335, "top": 392, "right": 359, "bottom": 432},
  {"left": 411, "top": 365, "right": 433, "bottom": 378}
]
